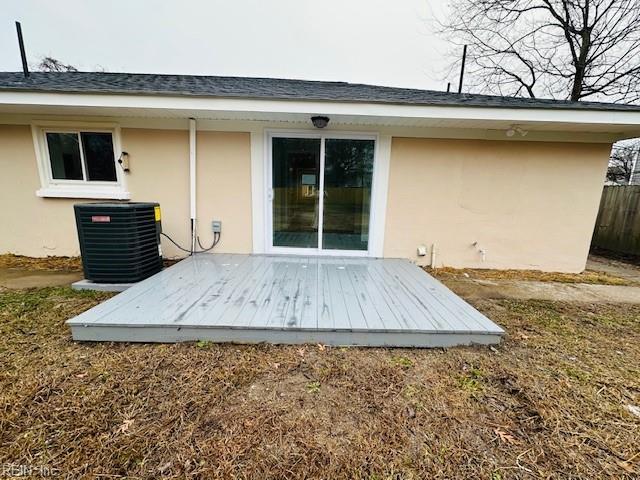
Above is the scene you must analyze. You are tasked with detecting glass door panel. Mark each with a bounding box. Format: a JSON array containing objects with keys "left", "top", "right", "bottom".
[
  {"left": 272, "top": 137, "right": 321, "bottom": 248},
  {"left": 322, "top": 139, "right": 374, "bottom": 251}
]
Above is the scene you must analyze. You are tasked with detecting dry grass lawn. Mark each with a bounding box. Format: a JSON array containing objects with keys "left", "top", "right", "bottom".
[
  {"left": 0, "top": 287, "right": 639, "bottom": 479},
  {"left": 0, "top": 254, "right": 83, "bottom": 272},
  {"left": 0, "top": 254, "right": 180, "bottom": 273},
  {"left": 428, "top": 266, "right": 635, "bottom": 286}
]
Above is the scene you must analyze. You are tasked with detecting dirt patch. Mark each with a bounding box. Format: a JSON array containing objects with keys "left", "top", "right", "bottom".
[
  {"left": 440, "top": 277, "right": 640, "bottom": 304},
  {"left": 591, "top": 247, "right": 640, "bottom": 268},
  {"left": 0, "top": 269, "right": 83, "bottom": 290},
  {"left": 0, "top": 287, "right": 638, "bottom": 478},
  {"left": 587, "top": 254, "right": 640, "bottom": 284},
  {"left": 163, "top": 258, "right": 184, "bottom": 268},
  {"left": 427, "top": 265, "right": 635, "bottom": 286}
]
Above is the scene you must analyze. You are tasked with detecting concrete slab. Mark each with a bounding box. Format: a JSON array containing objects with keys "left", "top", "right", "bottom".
[{"left": 72, "top": 279, "right": 134, "bottom": 292}]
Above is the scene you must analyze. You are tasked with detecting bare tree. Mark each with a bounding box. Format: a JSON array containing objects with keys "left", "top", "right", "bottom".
[
  {"left": 35, "top": 56, "right": 78, "bottom": 72},
  {"left": 441, "top": 0, "right": 640, "bottom": 103},
  {"left": 607, "top": 141, "right": 640, "bottom": 184}
]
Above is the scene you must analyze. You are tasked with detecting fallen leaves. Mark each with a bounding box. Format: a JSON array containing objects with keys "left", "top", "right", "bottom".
[
  {"left": 118, "top": 419, "right": 134, "bottom": 434},
  {"left": 494, "top": 428, "right": 519, "bottom": 445}
]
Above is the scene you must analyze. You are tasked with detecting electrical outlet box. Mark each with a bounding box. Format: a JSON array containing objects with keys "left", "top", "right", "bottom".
[{"left": 212, "top": 220, "right": 222, "bottom": 233}]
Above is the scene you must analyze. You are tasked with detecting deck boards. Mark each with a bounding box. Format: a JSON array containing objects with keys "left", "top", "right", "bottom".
[{"left": 67, "top": 254, "right": 504, "bottom": 347}]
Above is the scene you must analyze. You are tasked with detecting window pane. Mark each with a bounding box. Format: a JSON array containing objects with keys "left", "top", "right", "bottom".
[
  {"left": 272, "top": 137, "right": 321, "bottom": 248},
  {"left": 81, "top": 132, "right": 117, "bottom": 181},
  {"left": 322, "top": 139, "right": 374, "bottom": 251},
  {"left": 46, "top": 132, "right": 83, "bottom": 180}
]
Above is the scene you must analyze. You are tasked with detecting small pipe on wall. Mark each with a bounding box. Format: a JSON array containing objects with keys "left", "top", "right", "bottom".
[{"left": 189, "top": 118, "right": 197, "bottom": 253}]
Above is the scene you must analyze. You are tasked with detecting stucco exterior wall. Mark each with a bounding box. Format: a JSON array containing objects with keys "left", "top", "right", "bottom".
[
  {"left": 195, "top": 131, "right": 253, "bottom": 254},
  {"left": 0, "top": 123, "right": 610, "bottom": 272},
  {"left": 0, "top": 125, "right": 79, "bottom": 256},
  {"left": 383, "top": 138, "right": 611, "bottom": 272},
  {"left": 121, "top": 128, "right": 190, "bottom": 258},
  {"left": 0, "top": 125, "right": 252, "bottom": 258}
]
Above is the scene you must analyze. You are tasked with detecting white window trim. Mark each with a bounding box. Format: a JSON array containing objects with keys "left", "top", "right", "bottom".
[
  {"left": 31, "top": 120, "right": 130, "bottom": 200},
  {"left": 263, "top": 129, "right": 389, "bottom": 258}
]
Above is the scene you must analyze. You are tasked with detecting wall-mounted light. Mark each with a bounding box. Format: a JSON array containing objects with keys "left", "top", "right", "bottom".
[
  {"left": 506, "top": 125, "right": 528, "bottom": 137},
  {"left": 118, "top": 151, "right": 130, "bottom": 172},
  {"left": 311, "top": 116, "right": 330, "bottom": 128}
]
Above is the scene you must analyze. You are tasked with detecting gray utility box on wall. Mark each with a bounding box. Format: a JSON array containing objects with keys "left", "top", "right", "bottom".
[{"left": 74, "top": 202, "right": 163, "bottom": 283}]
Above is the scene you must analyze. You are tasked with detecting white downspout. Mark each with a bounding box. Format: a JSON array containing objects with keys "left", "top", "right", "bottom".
[{"left": 189, "top": 118, "right": 197, "bottom": 253}]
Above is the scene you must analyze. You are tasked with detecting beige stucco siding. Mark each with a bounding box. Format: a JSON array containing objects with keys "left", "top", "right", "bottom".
[
  {"left": 0, "top": 125, "right": 252, "bottom": 258},
  {"left": 195, "top": 131, "right": 253, "bottom": 253},
  {"left": 383, "top": 138, "right": 610, "bottom": 272},
  {"left": 0, "top": 123, "right": 610, "bottom": 272},
  {"left": 0, "top": 125, "right": 79, "bottom": 256},
  {"left": 121, "top": 128, "right": 191, "bottom": 258}
]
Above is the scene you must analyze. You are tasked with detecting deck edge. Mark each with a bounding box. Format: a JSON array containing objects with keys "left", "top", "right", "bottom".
[{"left": 69, "top": 324, "right": 503, "bottom": 347}]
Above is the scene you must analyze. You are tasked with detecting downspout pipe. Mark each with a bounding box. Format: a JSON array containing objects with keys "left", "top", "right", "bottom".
[{"left": 189, "top": 118, "right": 197, "bottom": 253}]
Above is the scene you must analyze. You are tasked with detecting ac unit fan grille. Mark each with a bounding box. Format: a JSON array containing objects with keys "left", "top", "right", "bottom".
[{"left": 74, "top": 202, "right": 164, "bottom": 283}]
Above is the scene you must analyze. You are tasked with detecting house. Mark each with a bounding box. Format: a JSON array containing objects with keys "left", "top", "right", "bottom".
[{"left": 1, "top": 71, "right": 640, "bottom": 273}]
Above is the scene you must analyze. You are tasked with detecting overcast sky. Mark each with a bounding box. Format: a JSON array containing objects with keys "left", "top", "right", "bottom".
[{"left": 0, "top": 0, "right": 453, "bottom": 90}]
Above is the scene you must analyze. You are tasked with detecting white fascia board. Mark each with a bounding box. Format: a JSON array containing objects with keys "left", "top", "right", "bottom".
[{"left": 1, "top": 91, "right": 640, "bottom": 128}]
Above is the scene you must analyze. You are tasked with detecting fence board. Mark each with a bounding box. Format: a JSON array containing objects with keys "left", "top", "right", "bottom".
[{"left": 592, "top": 186, "right": 640, "bottom": 255}]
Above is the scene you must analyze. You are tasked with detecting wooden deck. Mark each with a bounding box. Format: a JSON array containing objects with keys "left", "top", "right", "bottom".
[{"left": 67, "top": 254, "right": 504, "bottom": 347}]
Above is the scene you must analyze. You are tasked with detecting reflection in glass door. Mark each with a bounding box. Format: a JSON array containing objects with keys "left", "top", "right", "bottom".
[
  {"left": 322, "top": 139, "right": 374, "bottom": 250},
  {"left": 272, "top": 137, "right": 321, "bottom": 248},
  {"left": 271, "top": 135, "right": 375, "bottom": 253}
]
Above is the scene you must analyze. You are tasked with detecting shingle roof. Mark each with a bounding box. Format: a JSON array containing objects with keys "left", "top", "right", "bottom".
[{"left": 0, "top": 71, "right": 639, "bottom": 111}]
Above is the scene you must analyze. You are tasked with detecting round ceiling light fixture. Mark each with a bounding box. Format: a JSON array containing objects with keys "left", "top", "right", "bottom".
[
  {"left": 506, "top": 124, "right": 528, "bottom": 137},
  {"left": 311, "top": 116, "right": 330, "bottom": 128}
]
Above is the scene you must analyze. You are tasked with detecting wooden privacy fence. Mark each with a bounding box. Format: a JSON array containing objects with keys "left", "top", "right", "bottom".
[{"left": 592, "top": 186, "right": 640, "bottom": 255}]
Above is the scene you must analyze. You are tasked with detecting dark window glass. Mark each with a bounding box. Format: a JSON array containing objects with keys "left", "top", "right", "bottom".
[
  {"left": 272, "top": 137, "right": 321, "bottom": 248},
  {"left": 322, "top": 139, "right": 374, "bottom": 251},
  {"left": 46, "top": 132, "right": 83, "bottom": 180},
  {"left": 81, "top": 132, "right": 117, "bottom": 181}
]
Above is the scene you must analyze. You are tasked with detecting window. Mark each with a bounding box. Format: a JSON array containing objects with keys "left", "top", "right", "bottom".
[
  {"left": 32, "top": 123, "right": 129, "bottom": 199},
  {"left": 46, "top": 131, "right": 117, "bottom": 182}
]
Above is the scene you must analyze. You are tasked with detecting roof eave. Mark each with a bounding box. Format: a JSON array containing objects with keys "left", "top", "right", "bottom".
[{"left": 1, "top": 90, "right": 639, "bottom": 141}]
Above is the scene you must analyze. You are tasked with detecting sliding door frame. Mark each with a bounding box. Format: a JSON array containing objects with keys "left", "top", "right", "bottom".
[{"left": 265, "top": 129, "right": 379, "bottom": 257}]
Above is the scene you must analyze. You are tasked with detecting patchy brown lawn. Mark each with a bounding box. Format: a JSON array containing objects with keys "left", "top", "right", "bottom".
[
  {"left": 427, "top": 265, "right": 635, "bottom": 286},
  {"left": 0, "top": 287, "right": 638, "bottom": 478},
  {"left": 0, "top": 254, "right": 83, "bottom": 272}
]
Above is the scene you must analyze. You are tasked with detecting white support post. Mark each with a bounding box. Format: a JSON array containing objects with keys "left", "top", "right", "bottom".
[
  {"left": 630, "top": 144, "right": 640, "bottom": 185},
  {"left": 189, "top": 118, "right": 197, "bottom": 253}
]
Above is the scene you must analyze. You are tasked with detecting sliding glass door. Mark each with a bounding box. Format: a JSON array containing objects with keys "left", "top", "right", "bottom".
[
  {"left": 272, "top": 137, "right": 321, "bottom": 248},
  {"left": 270, "top": 134, "right": 375, "bottom": 254}
]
